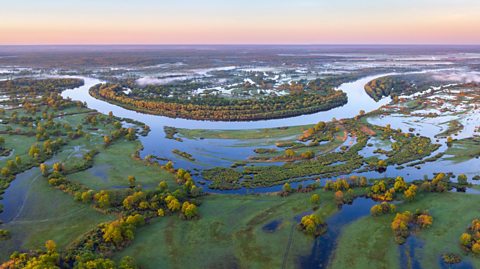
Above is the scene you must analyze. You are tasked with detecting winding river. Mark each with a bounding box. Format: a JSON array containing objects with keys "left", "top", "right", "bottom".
[
  {"left": 61, "top": 74, "right": 392, "bottom": 130},
  {"left": 60, "top": 73, "right": 480, "bottom": 191},
  {"left": 61, "top": 74, "right": 391, "bottom": 169}
]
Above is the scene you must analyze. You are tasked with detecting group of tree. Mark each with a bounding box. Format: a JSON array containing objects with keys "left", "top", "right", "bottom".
[
  {"left": 391, "top": 210, "right": 433, "bottom": 244},
  {"left": 90, "top": 83, "right": 348, "bottom": 121},
  {"left": 459, "top": 219, "right": 480, "bottom": 254},
  {"left": 298, "top": 214, "right": 326, "bottom": 237},
  {"left": 3, "top": 239, "right": 139, "bottom": 269},
  {"left": 368, "top": 177, "right": 418, "bottom": 202},
  {"left": 417, "top": 173, "right": 452, "bottom": 193},
  {"left": 370, "top": 202, "right": 396, "bottom": 216}
]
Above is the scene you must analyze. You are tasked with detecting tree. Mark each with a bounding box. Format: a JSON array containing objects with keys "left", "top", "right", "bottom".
[
  {"left": 301, "top": 150, "right": 315, "bottom": 159},
  {"left": 122, "top": 191, "right": 146, "bottom": 210},
  {"left": 1, "top": 167, "right": 10, "bottom": 177},
  {"left": 404, "top": 184, "right": 418, "bottom": 201},
  {"left": 416, "top": 213, "right": 433, "bottom": 228},
  {"left": 102, "top": 220, "right": 135, "bottom": 247},
  {"left": 28, "top": 144, "right": 41, "bottom": 158},
  {"left": 299, "top": 214, "right": 324, "bottom": 236},
  {"left": 284, "top": 149, "right": 296, "bottom": 158},
  {"left": 126, "top": 128, "right": 136, "bottom": 141},
  {"left": 360, "top": 176, "right": 368, "bottom": 187},
  {"left": 314, "top": 121, "right": 326, "bottom": 132},
  {"left": 377, "top": 160, "right": 387, "bottom": 172},
  {"left": 52, "top": 162, "right": 62, "bottom": 172},
  {"left": 6, "top": 160, "right": 17, "bottom": 171},
  {"left": 158, "top": 181, "right": 168, "bottom": 191},
  {"left": 40, "top": 163, "right": 49, "bottom": 176},
  {"left": 45, "top": 240, "right": 56, "bottom": 253},
  {"left": 119, "top": 256, "right": 138, "bottom": 269},
  {"left": 125, "top": 214, "right": 145, "bottom": 227},
  {"left": 457, "top": 174, "right": 468, "bottom": 187},
  {"left": 394, "top": 176, "right": 407, "bottom": 192},
  {"left": 310, "top": 194, "right": 320, "bottom": 206},
  {"left": 472, "top": 242, "right": 480, "bottom": 254},
  {"left": 391, "top": 211, "right": 413, "bottom": 243},
  {"left": 165, "top": 195, "right": 181, "bottom": 212},
  {"left": 157, "top": 208, "right": 165, "bottom": 217},
  {"left": 283, "top": 183, "right": 292, "bottom": 193},
  {"left": 334, "top": 190, "right": 344, "bottom": 205},
  {"left": 75, "top": 258, "right": 116, "bottom": 269},
  {"left": 94, "top": 190, "right": 110, "bottom": 208},
  {"left": 15, "top": 156, "right": 22, "bottom": 166},
  {"left": 128, "top": 176, "right": 136, "bottom": 188},
  {"left": 181, "top": 201, "right": 198, "bottom": 219},
  {"left": 370, "top": 202, "right": 396, "bottom": 217},
  {"left": 103, "top": 136, "right": 111, "bottom": 146},
  {"left": 81, "top": 190, "right": 94, "bottom": 203},
  {"left": 460, "top": 233, "right": 472, "bottom": 246},
  {"left": 447, "top": 136, "right": 453, "bottom": 146}
]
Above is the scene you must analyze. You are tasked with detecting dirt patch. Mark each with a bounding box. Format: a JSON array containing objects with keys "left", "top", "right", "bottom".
[{"left": 360, "top": 125, "right": 376, "bottom": 136}]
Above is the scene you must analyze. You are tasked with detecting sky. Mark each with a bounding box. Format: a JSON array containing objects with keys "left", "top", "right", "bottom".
[{"left": 1, "top": 0, "right": 479, "bottom": 45}]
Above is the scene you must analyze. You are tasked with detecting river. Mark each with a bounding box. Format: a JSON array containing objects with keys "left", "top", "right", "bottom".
[{"left": 61, "top": 74, "right": 391, "bottom": 170}]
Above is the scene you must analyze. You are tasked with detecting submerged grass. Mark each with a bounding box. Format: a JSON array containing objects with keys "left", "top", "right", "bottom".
[
  {"left": 0, "top": 168, "right": 114, "bottom": 262},
  {"left": 68, "top": 139, "right": 175, "bottom": 190},
  {"left": 176, "top": 125, "right": 313, "bottom": 140},
  {"left": 115, "top": 190, "right": 340, "bottom": 269},
  {"left": 331, "top": 192, "right": 480, "bottom": 269}
]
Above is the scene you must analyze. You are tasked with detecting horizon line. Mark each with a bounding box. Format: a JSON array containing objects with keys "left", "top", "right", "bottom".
[{"left": 1, "top": 43, "right": 480, "bottom": 47}]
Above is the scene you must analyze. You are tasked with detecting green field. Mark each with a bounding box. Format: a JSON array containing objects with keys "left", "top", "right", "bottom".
[
  {"left": 176, "top": 125, "right": 313, "bottom": 140},
  {"left": 331, "top": 191, "right": 480, "bottom": 269},
  {"left": 67, "top": 139, "right": 175, "bottom": 190},
  {"left": 0, "top": 167, "right": 114, "bottom": 262},
  {"left": 444, "top": 138, "right": 480, "bottom": 163},
  {"left": 114, "top": 189, "right": 344, "bottom": 269}
]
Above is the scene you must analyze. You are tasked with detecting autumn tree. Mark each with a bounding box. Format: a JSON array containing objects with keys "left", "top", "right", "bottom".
[
  {"left": 102, "top": 220, "right": 134, "bottom": 247},
  {"left": 128, "top": 176, "right": 136, "bottom": 188},
  {"left": 284, "top": 149, "right": 296, "bottom": 158},
  {"left": 94, "top": 190, "right": 111, "bottom": 208},
  {"left": 404, "top": 184, "right": 418, "bottom": 201},
  {"left": 334, "top": 190, "right": 344, "bottom": 205},
  {"left": 40, "top": 163, "right": 49, "bottom": 176},
  {"left": 181, "top": 201, "right": 198, "bottom": 219},
  {"left": 299, "top": 214, "right": 325, "bottom": 236},
  {"left": 165, "top": 195, "right": 181, "bottom": 212},
  {"left": 310, "top": 194, "right": 320, "bottom": 207},
  {"left": 283, "top": 182, "right": 292, "bottom": 193},
  {"left": 103, "top": 135, "right": 112, "bottom": 146}
]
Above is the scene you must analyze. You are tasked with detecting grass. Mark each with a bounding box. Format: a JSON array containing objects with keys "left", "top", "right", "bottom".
[
  {"left": 176, "top": 125, "right": 313, "bottom": 140},
  {"left": 0, "top": 134, "right": 37, "bottom": 167},
  {"left": 330, "top": 191, "right": 480, "bottom": 269},
  {"left": 67, "top": 139, "right": 175, "bottom": 190},
  {"left": 444, "top": 138, "right": 480, "bottom": 163},
  {"left": 0, "top": 168, "right": 114, "bottom": 262},
  {"left": 114, "top": 190, "right": 340, "bottom": 269},
  {"left": 435, "top": 120, "right": 464, "bottom": 138}
]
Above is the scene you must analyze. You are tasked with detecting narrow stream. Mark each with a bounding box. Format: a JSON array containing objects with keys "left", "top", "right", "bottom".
[{"left": 299, "top": 197, "right": 377, "bottom": 268}]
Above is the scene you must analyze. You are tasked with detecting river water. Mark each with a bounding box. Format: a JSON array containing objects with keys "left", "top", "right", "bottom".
[
  {"left": 60, "top": 73, "right": 480, "bottom": 192},
  {"left": 61, "top": 74, "right": 392, "bottom": 171}
]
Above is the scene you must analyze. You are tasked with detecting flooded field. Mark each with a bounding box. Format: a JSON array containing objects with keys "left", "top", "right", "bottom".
[{"left": 0, "top": 46, "right": 479, "bottom": 268}]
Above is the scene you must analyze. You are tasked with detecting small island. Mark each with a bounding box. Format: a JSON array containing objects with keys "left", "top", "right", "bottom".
[{"left": 89, "top": 76, "right": 348, "bottom": 121}]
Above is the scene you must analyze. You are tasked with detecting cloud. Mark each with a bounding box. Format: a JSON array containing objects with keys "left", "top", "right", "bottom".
[{"left": 432, "top": 71, "right": 480, "bottom": 83}]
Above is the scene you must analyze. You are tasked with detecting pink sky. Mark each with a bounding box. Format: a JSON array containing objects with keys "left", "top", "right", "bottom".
[{"left": 1, "top": 0, "right": 479, "bottom": 45}]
